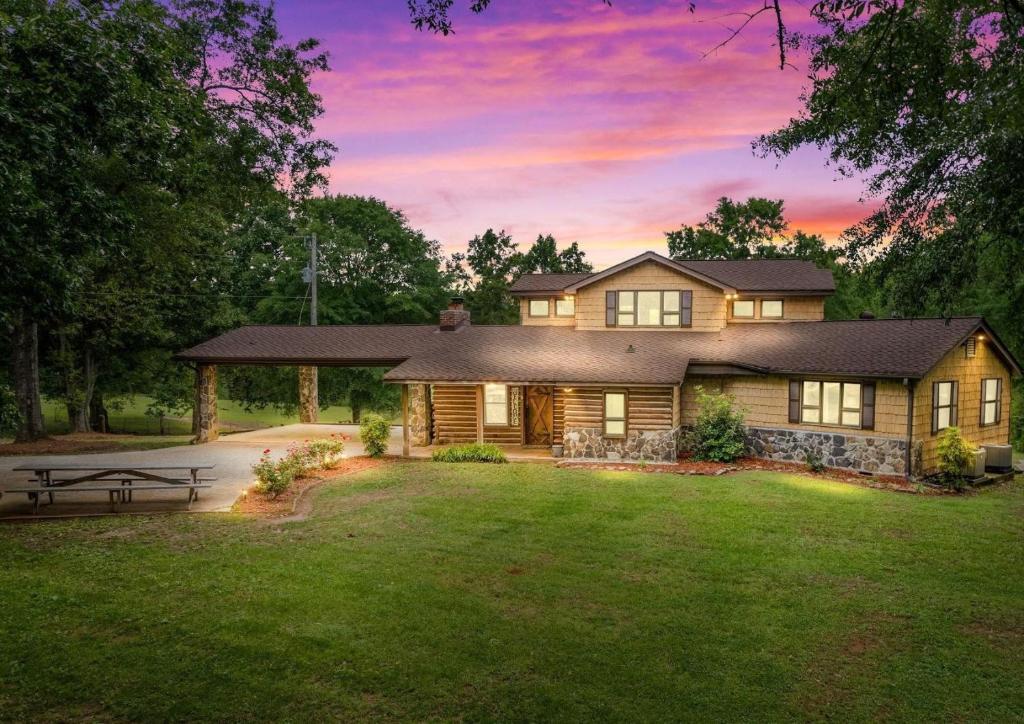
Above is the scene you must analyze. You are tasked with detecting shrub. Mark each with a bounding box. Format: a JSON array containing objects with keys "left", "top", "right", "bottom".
[
  {"left": 690, "top": 386, "right": 747, "bottom": 463},
  {"left": 306, "top": 434, "right": 346, "bottom": 468},
  {"left": 805, "top": 448, "right": 827, "bottom": 474},
  {"left": 252, "top": 449, "right": 295, "bottom": 498},
  {"left": 360, "top": 413, "right": 391, "bottom": 458},
  {"left": 937, "top": 426, "right": 974, "bottom": 491},
  {"left": 431, "top": 443, "right": 508, "bottom": 463}
]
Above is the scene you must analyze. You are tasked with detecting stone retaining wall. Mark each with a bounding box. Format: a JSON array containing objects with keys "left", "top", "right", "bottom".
[
  {"left": 563, "top": 426, "right": 680, "bottom": 462},
  {"left": 745, "top": 426, "right": 908, "bottom": 475}
]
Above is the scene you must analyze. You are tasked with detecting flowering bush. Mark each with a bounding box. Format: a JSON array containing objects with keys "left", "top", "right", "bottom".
[
  {"left": 250, "top": 434, "right": 348, "bottom": 498},
  {"left": 252, "top": 449, "right": 295, "bottom": 498}
]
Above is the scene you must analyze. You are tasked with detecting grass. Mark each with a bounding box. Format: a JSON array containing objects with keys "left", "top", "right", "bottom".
[
  {"left": 39, "top": 396, "right": 358, "bottom": 435},
  {"left": 2, "top": 464, "right": 1023, "bottom": 721}
]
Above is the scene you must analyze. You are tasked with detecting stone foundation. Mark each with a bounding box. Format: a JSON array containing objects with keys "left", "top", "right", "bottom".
[
  {"left": 745, "top": 426, "right": 908, "bottom": 475},
  {"left": 408, "top": 384, "right": 430, "bottom": 446},
  {"left": 563, "top": 426, "right": 680, "bottom": 462}
]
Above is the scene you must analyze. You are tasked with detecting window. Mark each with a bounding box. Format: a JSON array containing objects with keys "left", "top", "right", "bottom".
[
  {"left": 555, "top": 297, "right": 575, "bottom": 317},
  {"left": 931, "top": 381, "right": 957, "bottom": 433},
  {"left": 612, "top": 291, "right": 688, "bottom": 327},
  {"left": 484, "top": 384, "right": 509, "bottom": 426},
  {"left": 761, "top": 299, "right": 783, "bottom": 318},
  {"left": 604, "top": 391, "right": 626, "bottom": 437},
  {"left": 732, "top": 299, "right": 754, "bottom": 318},
  {"left": 801, "top": 380, "right": 862, "bottom": 427},
  {"left": 528, "top": 299, "right": 550, "bottom": 317},
  {"left": 981, "top": 378, "right": 1001, "bottom": 426}
]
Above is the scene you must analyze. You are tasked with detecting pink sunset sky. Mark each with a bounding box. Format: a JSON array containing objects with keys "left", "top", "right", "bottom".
[{"left": 276, "top": 0, "right": 873, "bottom": 268}]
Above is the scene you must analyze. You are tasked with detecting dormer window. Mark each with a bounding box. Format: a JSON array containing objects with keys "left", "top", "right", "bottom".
[
  {"left": 732, "top": 300, "right": 754, "bottom": 318},
  {"left": 607, "top": 291, "right": 692, "bottom": 327},
  {"left": 528, "top": 299, "right": 550, "bottom": 317},
  {"left": 761, "top": 300, "right": 783, "bottom": 318}
]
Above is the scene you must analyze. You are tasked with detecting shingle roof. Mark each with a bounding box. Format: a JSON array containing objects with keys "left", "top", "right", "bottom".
[
  {"left": 175, "top": 325, "right": 441, "bottom": 366},
  {"left": 177, "top": 316, "right": 1018, "bottom": 383},
  {"left": 510, "top": 252, "right": 836, "bottom": 295},
  {"left": 509, "top": 273, "right": 593, "bottom": 294},
  {"left": 676, "top": 259, "right": 836, "bottom": 292}
]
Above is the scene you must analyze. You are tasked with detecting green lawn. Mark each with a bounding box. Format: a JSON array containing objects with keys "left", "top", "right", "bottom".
[
  {"left": 39, "top": 396, "right": 357, "bottom": 435},
  {"left": 2, "top": 464, "right": 1023, "bottom": 721}
]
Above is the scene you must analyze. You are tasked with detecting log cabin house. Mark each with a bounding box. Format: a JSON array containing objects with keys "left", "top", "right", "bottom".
[{"left": 178, "top": 251, "right": 1020, "bottom": 476}]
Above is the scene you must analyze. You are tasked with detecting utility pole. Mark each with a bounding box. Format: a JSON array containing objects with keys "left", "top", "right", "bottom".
[
  {"left": 306, "top": 233, "right": 318, "bottom": 326},
  {"left": 298, "top": 233, "right": 319, "bottom": 423}
]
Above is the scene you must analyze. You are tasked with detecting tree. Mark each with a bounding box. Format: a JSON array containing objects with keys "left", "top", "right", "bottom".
[
  {"left": 666, "top": 197, "right": 876, "bottom": 319},
  {"left": 519, "top": 234, "right": 594, "bottom": 274},
  {"left": 666, "top": 198, "right": 788, "bottom": 260},
  {"left": 464, "top": 229, "right": 522, "bottom": 325},
  {"left": 758, "top": 1, "right": 1024, "bottom": 332},
  {"left": 0, "top": 0, "right": 334, "bottom": 439}
]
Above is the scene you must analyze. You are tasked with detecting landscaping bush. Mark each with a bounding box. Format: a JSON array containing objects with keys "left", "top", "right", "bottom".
[
  {"left": 252, "top": 449, "right": 295, "bottom": 498},
  {"left": 306, "top": 434, "right": 346, "bottom": 468},
  {"left": 937, "top": 426, "right": 974, "bottom": 491},
  {"left": 432, "top": 443, "right": 508, "bottom": 463},
  {"left": 690, "top": 386, "right": 747, "bottom": 463},
  {"left": 360, "top": 413, "right": 390, "bottom": 458},
  {"left": 805, "top": 448, "right": 827, "bottom": 474}
]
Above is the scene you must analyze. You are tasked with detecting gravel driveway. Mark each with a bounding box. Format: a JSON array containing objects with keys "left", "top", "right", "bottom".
[{"left": 0, "top": 424, "right": 403, "bottom": 518}]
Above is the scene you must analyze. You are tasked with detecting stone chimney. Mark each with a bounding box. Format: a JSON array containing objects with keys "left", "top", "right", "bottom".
[{"left": 440, "top": 296, "right": 471, "bottom": 331}]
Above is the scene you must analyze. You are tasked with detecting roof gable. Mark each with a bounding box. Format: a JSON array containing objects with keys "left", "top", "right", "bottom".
[{"left": 564, "top": 251, "right": 734, "bottom": 293}]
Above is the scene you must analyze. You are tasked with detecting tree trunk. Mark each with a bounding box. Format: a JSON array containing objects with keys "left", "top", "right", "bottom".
[
  {"left": 351, "top": 403, "right": 362, "bottom": 424},
  {"left": 76, "top": 348, "right": 97, "bottom": 433},
  {"left": 89, "top": 391, "right": 108, "bottom": 433},
  {"left": 9, "top": 312, "right": 45, "bottom": 442}
]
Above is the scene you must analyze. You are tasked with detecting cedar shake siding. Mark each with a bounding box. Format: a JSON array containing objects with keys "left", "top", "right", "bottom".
[
  {"left": 913, "top": 337, "right": 1013, "bottom": 474},
  {"left": 726, "top": 296, "right": 825, "bottom": 323},
  {"left": 681, "top": 376, "right": 908, "bottom": 438},
  {"left": 519, "top": 298, "right": 575, "bottom": 326}
]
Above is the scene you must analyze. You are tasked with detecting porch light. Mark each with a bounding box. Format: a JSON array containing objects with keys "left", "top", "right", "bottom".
[{"left": 977, "top": 334, "right": 985, "bottom": 341}]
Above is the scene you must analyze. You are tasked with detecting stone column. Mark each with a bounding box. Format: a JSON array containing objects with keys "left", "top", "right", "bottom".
[
  {"left": 298, "top": 366, "right": 319, "bottom": 423},
  {"left": 408, "top": 384, "right": 431, "bottom": 446},
  {"left": 193, "top": 364, "right": 218, "bottom": 443}
]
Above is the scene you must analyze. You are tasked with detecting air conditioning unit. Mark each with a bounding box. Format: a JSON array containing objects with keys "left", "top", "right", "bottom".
[
  {"left": 983, "top": 444, "right": 1013, "bottom": 473},
  {"left": 964, "top": 448, "right": 987, "bottom": 480}
]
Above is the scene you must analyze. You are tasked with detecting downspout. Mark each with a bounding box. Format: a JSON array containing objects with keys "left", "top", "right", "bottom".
[{"left": 904, "top": 378, "right": 916, "bottom": 479}]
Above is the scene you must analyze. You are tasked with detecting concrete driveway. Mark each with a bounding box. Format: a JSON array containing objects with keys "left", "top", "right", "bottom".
[{"left": 0, "top": 424, "right": 404, "bottom": 518}]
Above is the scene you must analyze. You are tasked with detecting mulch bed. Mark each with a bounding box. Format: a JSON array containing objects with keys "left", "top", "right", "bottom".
[
  {"left": 234, "top": 456, "right": 385, "bottom": 518},
  {"left": 558, "top": 455, "right": 925, "bottom": 493}
]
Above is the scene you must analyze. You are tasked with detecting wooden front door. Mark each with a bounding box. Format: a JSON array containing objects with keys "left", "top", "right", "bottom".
[{"left": 525, "top": 386, "right": 554, "bottom": 446}]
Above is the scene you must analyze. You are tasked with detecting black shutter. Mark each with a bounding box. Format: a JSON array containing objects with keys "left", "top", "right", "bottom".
[
  {"left": 951, "top": 381, "right": 959, "bottom": 427},
  {"left": 605, "top": 291, "right": 616, "bottom": 327},
  {"left": 788, "top": 380, "right": 801, "bottom": 423},
  {"left": 996, "top": 378, "right": 1003, "bottom": 423},
  {"left": 980, "top": 379, "right": 987, "bottom": 426},
  {"left": 681, "top": 290, "right": 692, "bottom": 327},
  {"left": 861, "top": 382, "right": 875, "bottom": 430},
  {"left": 931, "top": 382, "right": 939, "bottom": 434}
]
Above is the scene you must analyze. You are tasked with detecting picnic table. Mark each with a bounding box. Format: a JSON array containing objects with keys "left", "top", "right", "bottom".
[{"left": 5, "top": 464, "right": 216, "bottom": 514}]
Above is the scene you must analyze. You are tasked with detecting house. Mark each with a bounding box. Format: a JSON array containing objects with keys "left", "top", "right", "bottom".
[{"left": 178, "top": 251, "right": 1020, "bottom": 476}]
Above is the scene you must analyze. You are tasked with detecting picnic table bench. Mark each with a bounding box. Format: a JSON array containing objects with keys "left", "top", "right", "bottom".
[{"left": 5, "top": 464, "right": 216, "bottom": 514}]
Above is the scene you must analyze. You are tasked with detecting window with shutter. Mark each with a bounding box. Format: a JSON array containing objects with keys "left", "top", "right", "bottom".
[
  {"left": 799, "top": 380, "right": 866, "bottom": 428},
  {"left": 981, "top": 378, "right": 1002, "bottom": 426}
]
